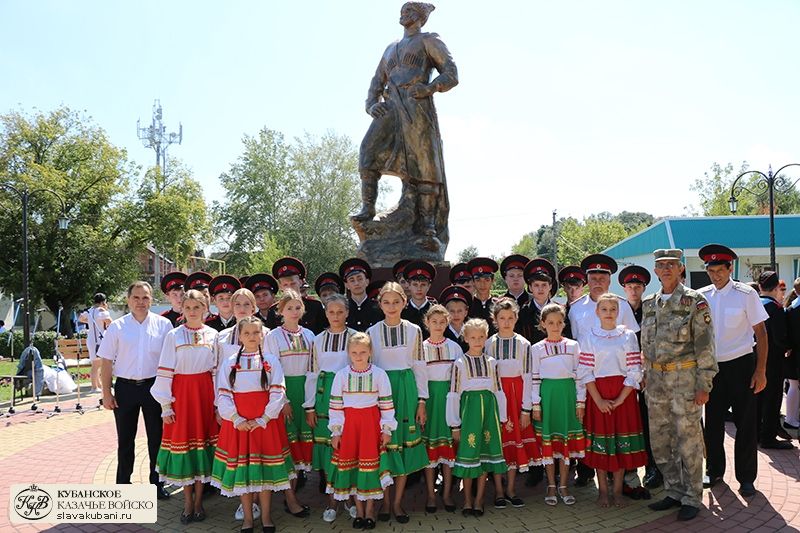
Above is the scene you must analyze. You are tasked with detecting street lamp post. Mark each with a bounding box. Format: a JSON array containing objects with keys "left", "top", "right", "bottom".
[
  {"left": 0, "top": 183, "right": 69, "bottom": 348},
  {"left": 728, "top": 163, "right": 800, "bottom": 272}
]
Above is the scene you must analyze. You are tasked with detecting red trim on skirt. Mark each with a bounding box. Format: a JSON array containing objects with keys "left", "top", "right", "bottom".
[
  {"left": 161, "top": 372, "right": 219, "bottom": 452},
  {"left": 500, "top": 376, "right": 542, "bottom": 470}
]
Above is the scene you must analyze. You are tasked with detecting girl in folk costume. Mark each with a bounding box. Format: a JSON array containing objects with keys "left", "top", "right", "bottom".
[
  {"left": 367, "top": 281, "right": 429, "bottom": 523},
  {"left": 265, "top": 290, "right": 316, "bottom": 474},
  {"left": 486, "top": 298, "right": 541, "bottom": 508},
  {"left": 448, "top": 319, "right": 508, "bottom": 517},
  {"left": 327, "top": 332, "right": 396, "bottom": 530},
  {"left": 212, "top": 317, "right": 304, "bottom": 532},
  {"left": 578, "top": 293, "right": 647, "bottom": 508},
  {"left": 530, "top": 303, "right": 586, "bottom": 507},
  {"left": 304, "top": 294, "right": 358, "bottom": 523},
  {"left": 421, "top": 304, "right": 462, "bottom": 513},
  {"left": 151, "top": 290, "right": 220, "bottom": 524},
  {"left": 216, "top": 289, "right": 269, "bottom": 350}
]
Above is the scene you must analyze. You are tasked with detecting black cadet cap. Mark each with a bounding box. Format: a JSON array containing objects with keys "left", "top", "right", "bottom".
[
  {"left": 209, "top": 274, "right": 241, "bottom": 296},
  {"left": 558, "top": 265, "right": 587, "bottom": 286},
  {"left": 339, "top": 258, "right": 372, "bottom": 281},
  {"left": 315, "top": 272, "right": 344, "bottom": 295},
  {"left": 449, "top": 263, "right": 473, "bottom": 284},
  {"left": 161, "top": 271, "right": 187, "bottom": 293},
  {"left": 500, "top": 254, "right": 530, "bottom": 276},
  {"left": 366, "top": 280, "right": 388, "bottom": 300},
  {"left": 185, "top": 271, "right": 213, "bottom": 290},
  {"left": 581, "top": 253, "right": 618, "bottom": 275},
  {"left": 523, "top": 258, "right": 556, "bottom": 284},
  {"left": 238, "top": 275, "right": 250, "bottom": 287},
  {"left": 698, "top": 243, "right": 737, "bottom": 266},
  {"left": 466, "top": 257, "right": 499, "bottom": 278},
  {"left": 245, "top": 273, "right": 279, "bottom": 294},
  {"left": 272, "top": 257, "right": 306, "bottom": 279},
  {"left": 618, "top": 265, "right": 651, "bottom": 286},
  {"left": 392, "top": 259, "right": 411, "bottom": 281},
  {"left": 404, "top": 260, "right": 436, "bottom": 282},
  {"left": 439, "top": 285, "right": 473, "bottom": 307}
]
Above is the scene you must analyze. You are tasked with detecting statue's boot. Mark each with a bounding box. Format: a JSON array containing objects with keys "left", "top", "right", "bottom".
[
  {"left": 352, "top": 177, "right": 378, "bottom": 221},
  {"left": 417, "top": 187, "right": 438, "bottom": 238}
]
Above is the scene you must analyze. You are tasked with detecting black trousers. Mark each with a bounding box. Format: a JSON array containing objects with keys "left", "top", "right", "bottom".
[
  {"left": 757, "top": 359, "right": 785, "bottom": 443},
  {"left": 704, "top": 353, "right": 758, "bottom": 484},
  {"left": 113, "top": 377, "right": 163, "bottom": 485}
]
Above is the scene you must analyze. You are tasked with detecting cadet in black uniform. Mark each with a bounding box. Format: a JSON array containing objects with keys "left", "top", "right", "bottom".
[
  {"left": 366, "top": 280, "right": 388, "bottom": 301},
  {"left": 205, "top": 274, "right": 241, "bottom": 331},
  {"left": 393, "top": 259, "right": 412, "bottom": 299},
  {"left": 267, "top": 257, "right": 327, "bottom": 334},
  {"left": 160, "top": 271, "right": 186, "bottom": 328},
  {"left": 449, "top": 262, "right": 475, "bottom": 295},
  {"left": 439, "top": 285, "right": 471, "bottom": 351},
  {"left": 500, "top": 254, "right": 530, "bottom": 306},
  {"left": 466, "top": 257, "right": 499, "bottom": 334},
  {"left": 244, "top": 273, "right": 278, "bottom": 327},
  {"left": 340, "top": 258, "right": 383, "bottom": 332},
  {"left": 314, "top": 272, "right": 344, "bottom": 301},
  {"left": 401, "top": 260, "right": 437, "bottom": 338},
  {"left": 515, "top": 258, "right": 556, "bottom": 344}
]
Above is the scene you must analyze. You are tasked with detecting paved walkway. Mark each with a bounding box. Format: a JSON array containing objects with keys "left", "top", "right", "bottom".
[{"left": 0, "top": 396, "right": 798, "bottom": 532}]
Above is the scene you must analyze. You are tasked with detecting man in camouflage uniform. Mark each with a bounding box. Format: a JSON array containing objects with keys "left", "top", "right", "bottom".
[{"left": 640, "top": 249, "right": 718, "bottom": 521}]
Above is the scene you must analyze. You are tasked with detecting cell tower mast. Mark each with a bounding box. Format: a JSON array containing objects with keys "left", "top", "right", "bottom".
[{"left": 136, "top": 100, "right": 183, "bottom": 288}]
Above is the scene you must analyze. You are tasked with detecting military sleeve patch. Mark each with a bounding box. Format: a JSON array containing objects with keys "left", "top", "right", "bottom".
[
  {"left": 697, "top": 301, "right": 708, "bottom": 311},
  {"left": 704, "top": 312, "right": 711, "bottom": 324}
]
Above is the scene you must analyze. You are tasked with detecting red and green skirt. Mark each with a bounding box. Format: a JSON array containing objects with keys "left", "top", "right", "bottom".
[
  {"left": 534, "top": 378, "right": 586, "bottom": 464},
  {"left": 501, "top": 376, "right": 542, "bottom": 471},
  {"left": 311, "top": 370, "right": 335, "bottom": 475},
  {"left": 583, "top": 375, "right": 647, "bottom": 471},
  {"left": 422, "top": 380, "right": 455, "bottom": 468},
  {"left": 453, "top": 390, "right": 508, "bottom": 479},
  {"left": 285, "top": 374, "right": 313, "bottom": 471},
  {"left": 156, "top": 372, "right": 219, "bottom": 486},
  {"left": 327, "top": 406, "right": 393, "bottom": 501},
  {"left": 211, "top": 390, "right": 297, "bottom": 496},
  {"left": 383, "top": 369, "right": 429, "bottom": 476}
]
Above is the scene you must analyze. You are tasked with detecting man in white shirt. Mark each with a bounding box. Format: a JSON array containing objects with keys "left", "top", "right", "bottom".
[
  {"left": 78, "top": 293, "right": 112, "bottom": 393},
  {"left": 698, "top": 244, "right": 769, "bottom": 498},
  {"left": 98, "top": 281, "right": 173, "bottom": 499}
]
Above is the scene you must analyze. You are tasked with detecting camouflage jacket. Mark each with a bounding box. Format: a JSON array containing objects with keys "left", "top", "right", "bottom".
[{"left": 640, "top": 283, "right": 719, "bottom": 392}]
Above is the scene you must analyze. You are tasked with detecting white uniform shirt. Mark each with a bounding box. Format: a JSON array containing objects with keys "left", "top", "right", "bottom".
[
  {"left": 151, "top": 325, "right": 219, "bottom": 415},
  {"left": 698, "top": 279, "right": 769, "bottom": 362},
  {"left": 577, "top": 326, "right": 642, "bottom": 390},
  {"left": 446, "top": 354, "right": 507, "bottom": 427},
  {"left": 328, "top": 365, "right": 397, "bottom": 436},
  {"left": 97, "top": 312, "right": 172, "bottom": 380},
  {"left": 530, "top": 338, "right": 585, "bottom": 403},
  {"left": 367, "top": 320, "right": 427, "bottom": 399},
  {"left": 304, "top": 328, "right": 356, "bottom": 408},
  {"left": 265, "top": 326, "right": 315, "bottom": 377},
  {"left": 569, "top": 293, "right": 640, "bottom": 346}
]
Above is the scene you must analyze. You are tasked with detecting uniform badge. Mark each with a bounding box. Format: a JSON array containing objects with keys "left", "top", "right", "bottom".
[
  {"left": 680, "top": 296, "right": 691, "bottom": 306},
  {"left": 704, "top": 313, "right": 711, "bottom": 324},
  {"left": 697, "top": 301, "right": 708, "bottom": 311}
]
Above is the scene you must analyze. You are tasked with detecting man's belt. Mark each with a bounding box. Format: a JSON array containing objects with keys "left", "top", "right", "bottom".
[
  {"left": 649, "top": 361, "right": 697, "bottom": 372},
  {"left": 115, "top": 377, "right": 156, "bottom": 385}
]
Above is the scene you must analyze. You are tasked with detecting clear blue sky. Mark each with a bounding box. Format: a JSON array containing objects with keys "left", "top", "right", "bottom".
[{"left": 2, "top": 0, "right": 799, "bottom": 261}]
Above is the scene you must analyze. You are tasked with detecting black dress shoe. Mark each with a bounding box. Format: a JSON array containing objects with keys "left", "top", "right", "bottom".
[
  {"left": 643, "top": 469, "right": 663, "bottom": 489},
  {"left": 193, "top": 509, "right": 206, "bottom": 522},
  {"left": 739, "top": 482, "right": 757, "bottom": 497},
  {"left": 240, "top": 528, "right": 253, "bottom": 533},
  {"left": 702, "top": 475, "right": 722, "bottom": 488},
  {"left": 473, "top": 507, "right": 484, "bottom": 517},
  {"left": 461, "top": 507, "right": 473, "bottom": 517},
  {"left": 425, "top": 504, "right": 437, "bottom": 513},
  {"left": 284, "top": 502, "right": 310, "bottom": 518},
  {"left": 261, "top": 525, "right": 275, "bottom": 533},
  {"left": 395, "top": 512, "right": 410, "bottom": 523},
  {"left": 761, "top": 440, "right": 795, "bottom": 450},
  {"left": 156, "top": 485, "right": 171, "bottom": 500},
  {"left": 352, "top": 517, "right": 365, "bottom": 529},
  {"left": 677, "top": 505, "right": 700, "bottom": 521},
  {"left": 444, "top": 503, "right": 456, "bottom": 512},
  {"left": 648, "top": 496, "right": 682, "bottom": 511},
  {"left": 363, "top": 518, "right": 376, "bottom": 530},
  {"left": 180, "top": 512, "right": 193, "bottom": 524},
  {"left": 777, "top": 427, "right": 794, "bottom": 440},
  {"left": 493, "top": 497, "right": 508, "bottom": 509}
]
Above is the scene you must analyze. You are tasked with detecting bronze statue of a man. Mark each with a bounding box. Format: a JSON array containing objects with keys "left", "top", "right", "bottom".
[{"left": 353, "top": 2, "right": 458, "bottom": 242}]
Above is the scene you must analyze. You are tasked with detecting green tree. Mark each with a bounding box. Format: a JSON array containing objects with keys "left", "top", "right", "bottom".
[
  {"left": 557, "top": 215, "right": 629, "bottom": 266},
  {"left": 457, "top": 245, "right": 479, "bottom": 263},
  {"left": 0, "top": 107, "right": 140, "bottom": 333},
  {"left": 689, "top": 161, "right": 800, "bottom": 216}
]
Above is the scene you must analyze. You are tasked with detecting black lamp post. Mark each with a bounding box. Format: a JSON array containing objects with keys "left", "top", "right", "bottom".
[
  {"left": 0, "top": 184, "right": 69, "bottom": 348},
  {"left": 728, "top": 163, "right": 800, "bottom": 272}
]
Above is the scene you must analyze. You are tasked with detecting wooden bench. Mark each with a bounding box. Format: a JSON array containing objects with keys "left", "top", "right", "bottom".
[{"left": 55, "top": 338, "right": 90, "bottom": 368}]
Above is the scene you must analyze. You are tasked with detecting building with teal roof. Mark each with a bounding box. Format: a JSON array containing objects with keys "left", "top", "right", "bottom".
[{"left": 603, "top": 215, "right": 800, "bottom": 293}]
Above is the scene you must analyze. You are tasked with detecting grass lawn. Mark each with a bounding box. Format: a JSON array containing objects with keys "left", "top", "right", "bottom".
[{"left": 0, "top": 359, "right": 92, "bottom": 403}]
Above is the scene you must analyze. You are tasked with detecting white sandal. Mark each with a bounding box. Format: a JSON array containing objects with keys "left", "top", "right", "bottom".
[
  {"left": 544, "top": 485, "right": 558, "bottom": 506},
  {"left": 558, "top": 485, "right": 576, "bottom": 506}
]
